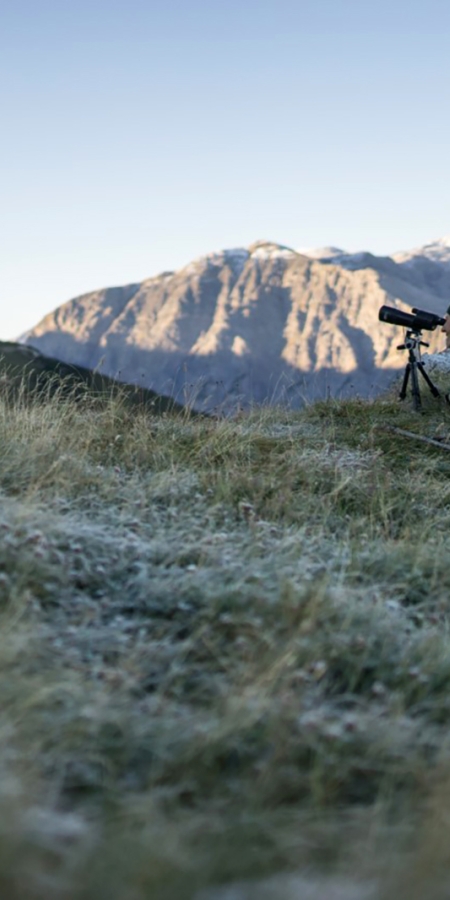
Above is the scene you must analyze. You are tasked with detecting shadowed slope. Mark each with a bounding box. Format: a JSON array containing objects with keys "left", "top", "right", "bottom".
[{"left": 0, "top": 341, "right": 190, "bottom": 415}]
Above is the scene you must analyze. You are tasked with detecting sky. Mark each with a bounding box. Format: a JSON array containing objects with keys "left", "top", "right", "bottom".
[{"left": 1, "top": 0, "right": 450, "bottom": 339}]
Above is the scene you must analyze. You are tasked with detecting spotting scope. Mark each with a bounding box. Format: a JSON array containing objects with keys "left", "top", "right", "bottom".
[{"left": 378, "top": 305, "right": 445, "bottom": 332}]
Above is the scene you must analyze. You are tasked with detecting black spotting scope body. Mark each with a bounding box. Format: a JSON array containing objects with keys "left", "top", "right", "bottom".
[{"left": 379, "top": 305, "right": 446, "bottom": 332}]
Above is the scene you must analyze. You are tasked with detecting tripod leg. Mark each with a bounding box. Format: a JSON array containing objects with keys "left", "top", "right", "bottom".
[
  {"left": 410, "top": 362, "right": 422, "bottom": 411},
  {"left": 417, "top": 362, "right": 441, "bottom": 398},
  {"left": 399, "top": 363, "right": 410, "bottom": 401}
]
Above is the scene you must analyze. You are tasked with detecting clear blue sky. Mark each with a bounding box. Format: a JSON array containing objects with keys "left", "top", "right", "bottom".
[{"left": 1, "top": 0, "right": 450, "bottom": 339}]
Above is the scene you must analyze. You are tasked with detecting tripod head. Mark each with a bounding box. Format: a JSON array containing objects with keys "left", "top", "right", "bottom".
[{"left": 396, "top": 328, "right": 429, "bottom": 355}]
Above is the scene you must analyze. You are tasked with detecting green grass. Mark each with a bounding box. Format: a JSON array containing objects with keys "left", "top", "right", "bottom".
[{"left": 2, "top": 379, "right": 450, "bottom": 897}]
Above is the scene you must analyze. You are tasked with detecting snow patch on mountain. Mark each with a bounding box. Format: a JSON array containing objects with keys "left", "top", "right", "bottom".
[
  {"left": 301, "top": 237, "right": 450, "bottom": 272},
  {"left": 394, "top": 236, "right": 450, "bottom": 266},
  {"left": 251, "top": 246, "right": 296, "bottom": 260},
  {"left": 298, "top": 247, "right": 381, "bottom": 272},
  {"left": 182, "top": 248, "right": 250, "bottom": 277},
  {"left": 248, "top": 240, "right": 297, "bottom": 260},
  {"left": 297, "top": 246, "right": 347, "bottom": 260}
]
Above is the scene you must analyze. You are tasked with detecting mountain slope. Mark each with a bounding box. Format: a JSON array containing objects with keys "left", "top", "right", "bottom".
[{"left": 23, "top": 240, "right": 449, "bottom": 412}]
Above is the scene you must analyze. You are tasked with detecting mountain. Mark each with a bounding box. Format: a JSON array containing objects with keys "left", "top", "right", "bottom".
[
  {"left": 393, "top": 235, "right": 450, "bottom": 266},
  {"left": 391, "top": 236, "right": 450, "bottom": 302},
  {"left": 22, "top": 238, "right": 450, "bottom": 412},
  {"left": 301, "top": 237, "right": 450, "bottom": 298}
]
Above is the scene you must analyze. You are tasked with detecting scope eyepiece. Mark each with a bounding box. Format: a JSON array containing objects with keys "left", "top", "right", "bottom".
[
  {"left": 411, "top": 307, "right": 446, "bottom": 329},
  {"left": 378, "top": 305, "right": 445, "bottom": 332}
]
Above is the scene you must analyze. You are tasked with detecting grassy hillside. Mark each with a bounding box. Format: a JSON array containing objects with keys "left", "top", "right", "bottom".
[
  {"left": 0, "top": 341, "right": 188, "bottom": 414},
  {"left": 2, "top": 376, "right": 450, "bottom": 898}
]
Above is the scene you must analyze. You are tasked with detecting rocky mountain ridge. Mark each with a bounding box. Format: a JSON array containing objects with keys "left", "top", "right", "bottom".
[{"left": 22, "top": 238, "right": 450, "bottom": 412}]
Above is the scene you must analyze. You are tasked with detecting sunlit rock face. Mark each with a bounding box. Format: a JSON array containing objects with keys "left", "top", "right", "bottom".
[{"left": 23, "top": 239, "right": 449, "bottom": 412}]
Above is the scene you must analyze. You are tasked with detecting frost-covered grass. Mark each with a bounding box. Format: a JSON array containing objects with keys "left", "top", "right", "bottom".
[{"left": 2, "top": 383, "right": 450, "bottom": 897}]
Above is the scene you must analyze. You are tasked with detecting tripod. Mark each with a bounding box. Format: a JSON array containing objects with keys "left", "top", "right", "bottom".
[{"left": 398, "top": 329, "right": 441, "bottom": 411}]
